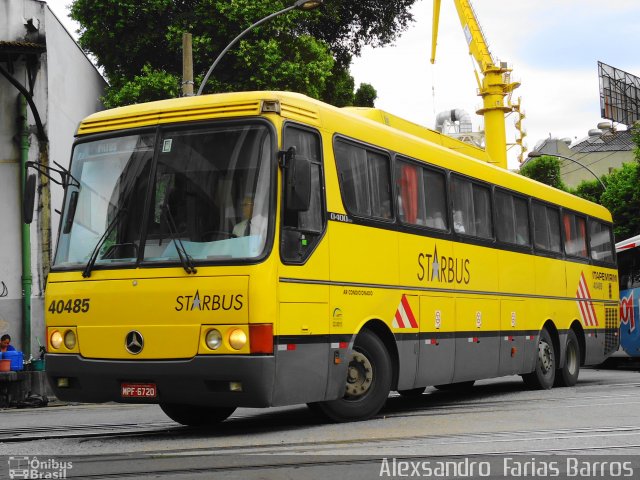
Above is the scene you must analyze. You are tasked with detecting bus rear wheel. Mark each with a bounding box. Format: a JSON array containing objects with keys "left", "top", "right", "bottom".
[
  {"left": 522, "top": 328, "right": 556, "bottom": 390},
  {"left": 554, "top": 329, "right": 580, "bottom": 387},
  {"left": 316, "top": 329, "right": 392, "bottom": 422},
  {"left": 160, "top": 403, "right": 236, "bottom": 426}
]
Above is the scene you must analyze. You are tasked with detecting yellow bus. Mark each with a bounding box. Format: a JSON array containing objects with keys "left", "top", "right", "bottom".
[{"left": 42, "top": 91, "right": 619, "bottom": 424}]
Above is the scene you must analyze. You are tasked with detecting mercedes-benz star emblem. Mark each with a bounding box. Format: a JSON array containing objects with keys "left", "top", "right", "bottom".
[{"left": 125, "top": 331, "right": 144, "bottom": 355}]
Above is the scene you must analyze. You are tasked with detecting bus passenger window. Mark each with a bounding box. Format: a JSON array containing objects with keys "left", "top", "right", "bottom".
[
  {"left": 589, "top": 220, "right": 614, "bottom": 263},
  {"left": 395, "top": 159, "right": 447, "bottom": 230},
  {"left": 563, "top": 212, "right": 588, "bottom": 258},
  {"left": 451, "top": 176, "right": 491, "bottom": 238},
  {"left": 335, "top": 140, "right": 392, "bottom": 220},
  {"left": 496, "top": 190, "right": 530, "bottom": 246},
  {"left": 533, "top": 202, "right": 561, "bottom": 253}
]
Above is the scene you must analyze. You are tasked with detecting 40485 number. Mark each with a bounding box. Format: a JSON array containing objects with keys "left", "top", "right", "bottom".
[{"left": 48, "top": 298, "right": 90, "bottom": 314}]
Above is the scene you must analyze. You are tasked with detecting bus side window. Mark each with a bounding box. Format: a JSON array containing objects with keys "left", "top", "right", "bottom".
[
  {"left": 281, "top": 126, "right": 325, "bottom": 264},
  {"left": 533, "top": 202, "right": 561, "bottom": 254},
  {"left": 335, "top": 139, "right": 392, "bottom": 220},
  {"left": 588, "top": 220, "right": 614, "bottom": 263},
  {"left": 563, "top": 212, "right": 588, "bottom": 258},
  {"left": 495, "top": 190, "right": 530, "bottom": 246},
  {"left": 451, "top": 175, "right": 492, "bottom": 239},
  {"left": 395, "top": 158, "right": 448, "bottom": 230}
]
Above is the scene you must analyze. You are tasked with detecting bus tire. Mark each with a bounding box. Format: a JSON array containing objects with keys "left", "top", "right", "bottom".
[
  {"left": 398, "top": 387, "right": 426, "bottom": 397},
  {"left": 317, "top": 329, "right": 392, "bottom": 422},
  {"left": 554, "top": 329, "right": 580, "bottom": 387},
  {"left": 522, "top": 328, "right": 556, "bottom": 390},
  {"left": 434, "top": 381, "right": 475, "bottom": 391},
  {"left": 160, "top": 403, "right": 236, "bottom": 426}
]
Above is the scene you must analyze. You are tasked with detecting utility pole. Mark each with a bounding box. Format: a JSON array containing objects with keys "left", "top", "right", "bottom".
[{"left": 182, "top": 33, "right": 194, "bottom": 97}]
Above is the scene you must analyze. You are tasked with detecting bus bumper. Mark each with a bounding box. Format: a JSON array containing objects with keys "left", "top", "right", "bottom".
[{"left": 45, "top": 354, "right": 275, "bottom": 408}]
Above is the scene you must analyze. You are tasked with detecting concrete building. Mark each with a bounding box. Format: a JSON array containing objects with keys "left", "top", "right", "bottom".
[
  {"left": 525, "top": 122, "right": 636, "bottom": 189},
  {"left": 0, "top": 0, "right": 106, "bottom": 357}
]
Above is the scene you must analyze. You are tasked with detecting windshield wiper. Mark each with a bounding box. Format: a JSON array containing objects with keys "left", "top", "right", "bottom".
[
  {"left": 82, "top": 207, "right": 126, "bottom": 278},
  {"left": 162, "top": 204, "right": 197, "bottom": 274}
]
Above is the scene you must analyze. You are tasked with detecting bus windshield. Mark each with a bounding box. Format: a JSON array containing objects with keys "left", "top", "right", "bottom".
[{"left": 54, "top": 123, "right": 273, "bottom": 269}]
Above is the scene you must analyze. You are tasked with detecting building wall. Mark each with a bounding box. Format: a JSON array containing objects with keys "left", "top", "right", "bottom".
[
  {"left": 561, "top": 150, "right": 632, "bottom": 188},
  {"left": 0, "top": 0, "right": 106, "bottom": 355}
]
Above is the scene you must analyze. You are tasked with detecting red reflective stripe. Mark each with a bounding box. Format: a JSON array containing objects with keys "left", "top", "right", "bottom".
[
  {"left": 339, "top": 341, "right": 348, "bottom": 349},
  {"left": 401, "top": 295, "right": 418, "bottom": 328},
  {"left": 394, "top": 310, "right": 405, "bottom": 328},
  {"left": 287, "top": 344, "right": 296, "bottom": 351}
]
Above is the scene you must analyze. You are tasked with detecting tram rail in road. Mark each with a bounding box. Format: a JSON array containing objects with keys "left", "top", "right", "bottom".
[{"left": 1, "top": 369, "right": 640, "bottom": 479}]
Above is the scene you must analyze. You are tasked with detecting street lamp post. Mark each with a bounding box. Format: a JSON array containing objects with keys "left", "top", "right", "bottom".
[
  {"left": 197, "top": 0, "right": 324, "bottom": 96},
  {"left": 527, "top": 151, "right": 607, "bottom": 190}
]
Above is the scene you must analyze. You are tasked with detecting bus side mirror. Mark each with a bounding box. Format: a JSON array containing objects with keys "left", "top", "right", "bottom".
[
  {"left": 284, "top": 147, "right": 311, "bottom": 212},
  {"left": 23, "top": 173, "right": 37, "bottom": 224}
]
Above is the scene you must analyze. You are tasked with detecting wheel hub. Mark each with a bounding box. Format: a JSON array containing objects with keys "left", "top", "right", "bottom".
[
  {"left": 345, "top": 350, "right": 373, "bottom": 398},
  {"left": 538, "top": 340, "right": 553, "bottom": 374}
]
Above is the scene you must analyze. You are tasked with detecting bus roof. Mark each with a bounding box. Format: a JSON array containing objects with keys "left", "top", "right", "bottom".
[
  {"left": 77, "top": 91, "right": 613, "bottom": 223},
  {"left": 616, "top": 234, "right": 640, "bottom": 252}
]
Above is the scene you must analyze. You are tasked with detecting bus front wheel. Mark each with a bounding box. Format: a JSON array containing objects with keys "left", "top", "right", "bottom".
[
  {"left": 554, "top": 329, "right": 580, "bottom": 387},
  {"left": 160, "top": 403, "right": 236, "bottom": 426},
  {"left": 522, "top": 328, "right": 556, "bottom": 390},
  {"left": 317, "top": 329, "right": 392, "bottom": 422}
]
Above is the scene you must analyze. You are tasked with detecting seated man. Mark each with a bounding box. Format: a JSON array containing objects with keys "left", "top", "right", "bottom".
[{"left": 233, "top": 196, "right": 267, "bottom": 238}]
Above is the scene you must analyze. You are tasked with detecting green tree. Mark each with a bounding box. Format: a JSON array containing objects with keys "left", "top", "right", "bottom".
[
  {"left": 599, "top": 161, "right": 640, "bottom": 241},
  {"left": 570, "top": 178, "right": 605, "bottom": 204},
  {"left": 519, "top": 155, "right": 567, "bottom": 191},
  {"left": 354, "top": 83, "right": 377, "bottom": 107},
  {"left": 103, "top": 65, "right": 180, "bottom": 108},
  {"left": 70, "top": 0, "right": 416, "bottom": 106}
]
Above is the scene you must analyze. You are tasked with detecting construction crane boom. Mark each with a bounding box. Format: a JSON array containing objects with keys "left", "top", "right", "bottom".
[{"left": 431, "top": 0, "right": 520, "bottom": 169}]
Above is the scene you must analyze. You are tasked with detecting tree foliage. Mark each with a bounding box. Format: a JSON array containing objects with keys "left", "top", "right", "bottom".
[
  {"left": 354, "top": 83, "right": 377, "bottom": 107},
  {"left": 599, "top": 161, "right": 640, "bottom": 241},
  {"left": 519, "top": 155, "right": 567, "bottom": 191},
  {"left": 102, "top": 65, "right": 180, "bottom": 108},
  {"left": 571, "top": 178, "right": 604, "bottom": 205},
  {"left": 70, "top": 0, "right": 415, "bottom": 106}
]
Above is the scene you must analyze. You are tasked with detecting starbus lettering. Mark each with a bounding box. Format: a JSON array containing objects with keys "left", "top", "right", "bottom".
[
  {"left": 417, "top": 245, "right": 470, "bottom": 285},
  {"left": 175, "top": 290, "right": 244, "bottom": 312}
]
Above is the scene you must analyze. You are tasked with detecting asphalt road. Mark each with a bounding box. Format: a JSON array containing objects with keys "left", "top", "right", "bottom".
[{"left": 1, "top": 365, "right": 639, "bottom": 479}]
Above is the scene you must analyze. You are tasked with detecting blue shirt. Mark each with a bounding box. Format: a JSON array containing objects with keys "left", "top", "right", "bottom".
[{"left": 2, "top": 345, "right": 15, "bottom": 352}]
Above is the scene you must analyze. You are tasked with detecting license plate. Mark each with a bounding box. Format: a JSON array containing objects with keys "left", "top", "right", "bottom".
[{"left": 121, "top": 383, "right": 157, "bottom": 398}]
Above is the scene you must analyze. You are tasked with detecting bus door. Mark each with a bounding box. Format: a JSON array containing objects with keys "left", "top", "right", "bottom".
[{"left": 275, "top": 124, "right": 330, "bottom": 405}]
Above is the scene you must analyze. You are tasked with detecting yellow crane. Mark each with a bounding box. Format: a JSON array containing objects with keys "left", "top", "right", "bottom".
[{"left": 430, "top": 0, "right": 521, "bottom": 169}]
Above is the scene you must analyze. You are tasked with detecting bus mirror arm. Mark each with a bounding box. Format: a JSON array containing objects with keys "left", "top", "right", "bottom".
[
  {"left": 280, "top": 147, "right": 311, "bottom": 212},
  {"left": 23, "top": 161, "right": 81, "bottom": 225}
]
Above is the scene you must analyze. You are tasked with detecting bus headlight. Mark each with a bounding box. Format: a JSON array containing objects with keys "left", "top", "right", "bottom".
[
  {"left": 64, "top": 330, "right": 77, "bottom": 349},
  {"left": 229, "top": 329, "right": 247, "bottom": 350},
  {"left": 50, "top": 331, "right": 63, "bottom": 349},
  {"left": 205, "top": 329, "right": 222, "bottom": 350}
]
